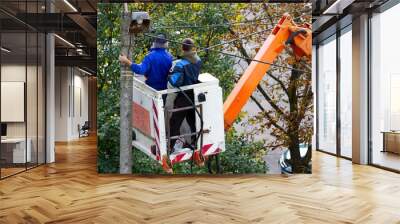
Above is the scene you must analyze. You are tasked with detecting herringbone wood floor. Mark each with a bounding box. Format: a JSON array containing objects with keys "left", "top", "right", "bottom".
[{"left": 1, "top": 136, "right": 400, "bottom": 224}]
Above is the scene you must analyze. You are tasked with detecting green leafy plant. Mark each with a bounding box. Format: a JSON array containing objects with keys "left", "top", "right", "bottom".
[
  {"left": 220, "top": 130, "right": 267, "bottom": 174},
  {"left": 97, "top": 3, "right": 125, "bottom": 173}
]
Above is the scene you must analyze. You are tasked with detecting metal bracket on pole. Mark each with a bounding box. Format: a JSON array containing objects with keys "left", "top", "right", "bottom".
[{"left": 129, "top": 12, "right": 150, "bottom": 34}]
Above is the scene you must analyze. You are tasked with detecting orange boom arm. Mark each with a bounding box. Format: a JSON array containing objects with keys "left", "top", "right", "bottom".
[{"left": 223, "top": 14, "right": 312, "bottom": 130}]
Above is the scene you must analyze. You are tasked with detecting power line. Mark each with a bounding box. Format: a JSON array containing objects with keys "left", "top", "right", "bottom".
[
  {"left": 152, "top": 15, "right": 304, "bottom": 30},
  {"left": 198, "top": 28, "right": 270, "bottom": 52},
  {"left": 143, "top": 33, "right": 310, "bottom": 73},
  {"left": 152, "top": 22, "right": 271, "bottom": 30},
  {"left": 152, "top": 16, "right": 277, "bottom": 29},
  {"left": 207, "top": 48, "right": 309, "bottom": 73}
]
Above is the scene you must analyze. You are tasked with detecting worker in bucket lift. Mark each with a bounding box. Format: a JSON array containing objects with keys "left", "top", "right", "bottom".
[
  {"left": 119, "top": 33, "right": 173, "bottom": 91},
  {"left": 168, "top": 38, "right": 202, "bottom": 154}
]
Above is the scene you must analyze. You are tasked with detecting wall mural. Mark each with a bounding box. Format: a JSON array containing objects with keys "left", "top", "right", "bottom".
[{"left": 97, "top": 3, "right": 313, "bottom": 175}]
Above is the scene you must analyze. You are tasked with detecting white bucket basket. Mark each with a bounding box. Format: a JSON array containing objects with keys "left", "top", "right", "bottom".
[{"left": 132, "top": 73, "right": 225, "bottom": 167}]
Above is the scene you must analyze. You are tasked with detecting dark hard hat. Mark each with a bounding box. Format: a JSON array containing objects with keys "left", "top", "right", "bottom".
[
  {"left": 154, "top": 34, "right": 167, "bottom": 44},
  {"left": 182, "top": 38, "right": 195, "bottom": 51}
]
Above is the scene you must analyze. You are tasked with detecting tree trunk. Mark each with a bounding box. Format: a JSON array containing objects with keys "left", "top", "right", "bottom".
[
  {"left": 287, "top": 63, "right": 303, "bottom": 173},
  {"left": 120, "top": 8, "right": 133, "bottom": 174},
  {"left": 288, "top": 134, "right": 302, "bottom": 173}
]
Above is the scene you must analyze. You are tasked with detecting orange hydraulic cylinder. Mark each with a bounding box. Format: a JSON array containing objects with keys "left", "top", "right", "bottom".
[{"left": 223, "top": 14, "right": 309, "bottom": 130}]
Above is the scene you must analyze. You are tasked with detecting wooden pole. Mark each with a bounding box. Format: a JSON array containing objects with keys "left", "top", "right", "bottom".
[{"left": 120, "top": 3, "right": 133, "bottom": 174}]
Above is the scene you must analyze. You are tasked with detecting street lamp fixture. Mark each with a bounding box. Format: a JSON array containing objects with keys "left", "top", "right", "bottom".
[{"left": 129, "top": 12, "right": 150, "bottom": 34}]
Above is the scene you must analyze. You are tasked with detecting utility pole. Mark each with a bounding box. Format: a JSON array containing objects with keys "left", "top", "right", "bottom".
[
  {"left": 119, "top": 4, "right": 150, "bottom": 174},
  {"left": 120, "top": 3, "right": 133, "bottom": 174}
]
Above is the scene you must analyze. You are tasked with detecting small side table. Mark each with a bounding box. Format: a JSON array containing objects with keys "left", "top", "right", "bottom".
[{"left": 381, "top": 131, "right": 400, "bottom": 154}]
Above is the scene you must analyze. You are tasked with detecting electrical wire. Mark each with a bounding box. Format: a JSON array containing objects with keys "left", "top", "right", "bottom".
[
  {"left": 151, "top": 14, "right": 298, "bottom": 30},
  {"left": 142, "top": 33, "right": 310, "bottom": 74},
  {"left": 198, "top": 28, "right": 270, "bottom": 52},
  {"left": 206, "top": 49, "right": 309, "bottom": 73},
  {"left": 110, "top": 27, "right": 269, "bottom": 51},
  {"left": 152, "top": 22, "right": 271, "bottom": 29}
]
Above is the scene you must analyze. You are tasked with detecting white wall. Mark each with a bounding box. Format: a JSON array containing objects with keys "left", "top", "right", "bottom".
[
  {"left": 55, "top": 66, "right": 68, "bottom": 141},
  {"left": 55, "top": 67, "right": 89, "bottom": 141},
  {"left": 1, "top": 65, "right": 42, "bottom": 137},
  {"left": 1, "top": 65, "right": 26, "bottom": 139},
  {"left": 1, "top": 63, "right": 46, "bottom": 164}
]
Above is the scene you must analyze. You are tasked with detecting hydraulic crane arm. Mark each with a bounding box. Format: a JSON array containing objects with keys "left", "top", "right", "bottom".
[{"left": 223, "top": 14, "right": 312, "bottom": 130}]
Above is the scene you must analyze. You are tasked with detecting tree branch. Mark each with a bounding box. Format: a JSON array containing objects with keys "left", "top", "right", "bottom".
[
  {"left": 263, "top": 111, "right": 287, "bottom": 134},
  {"left": 228, "top": 27, "right": 252, "bottom": 65},
  {"left": 297, "top": 84, "right": 313, "bottom": 123},
  {"left": 265, "top": 143, "right": 285, "bottom": 150},
  {"left": 204, "top": 28, "right": 215, "bottom": 63},
  {"left": 268, "top": 72, "right": 288, "bottom": 95},
  {"left": 250, "top": 96, "right": 266, "bottom": 112},
  {"left": 256, "top": 85, "right": 286, "bottom": 117},
  {"left": 262, "top": 3, "right": 275, "bottom": 26}
]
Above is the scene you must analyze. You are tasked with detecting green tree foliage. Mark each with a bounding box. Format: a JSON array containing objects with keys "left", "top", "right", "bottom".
[
  {"left": 220, "top": 130, "right": 266, "bottom": 174},
  {"left": 97, "top": 3, "right": 122, "bottom": 173}
]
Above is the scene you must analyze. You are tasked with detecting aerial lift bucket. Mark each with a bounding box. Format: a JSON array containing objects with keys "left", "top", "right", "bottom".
[{"left": 131, "top": 73, "right": 226, "bottom": 173}]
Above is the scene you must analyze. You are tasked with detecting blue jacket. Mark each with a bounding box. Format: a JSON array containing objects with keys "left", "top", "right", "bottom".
[
  {"left": 130, "top": 48, "right": 173, "bottom": 91},
  {"left": 168, "top": 53, "right": 202, "bottom": 87}
]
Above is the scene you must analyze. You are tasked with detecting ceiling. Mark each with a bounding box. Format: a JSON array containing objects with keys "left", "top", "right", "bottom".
[
  {"left": 312, "top": 0, "right": 390, "bottom": 43},
  {"left": 0, "top": 0, "right": 98, "bottom": 75}
]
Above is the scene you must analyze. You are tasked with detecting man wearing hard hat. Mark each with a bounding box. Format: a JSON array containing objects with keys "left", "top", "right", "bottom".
[{"left": 119, "top": 33, "right": 173, "bottom": 91}]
